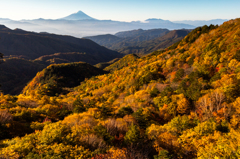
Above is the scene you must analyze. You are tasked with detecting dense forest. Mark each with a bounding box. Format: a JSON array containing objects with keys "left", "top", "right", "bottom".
[{"left": 1, "top": 18, "right": 240, "bottom": 158}]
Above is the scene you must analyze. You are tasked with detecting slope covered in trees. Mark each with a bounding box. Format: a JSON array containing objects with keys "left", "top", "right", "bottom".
[
  {"left": 94, "top": 58, "right": 120, "bottom": 70},
  {"left": 103, "top": 54, "right": 140, "bottom": 72},
  {"left": 34, "top": 52, "right": 105, "bottom": 66},
  {"left": 1, "top": 19, "right": 240, "bottom": 158},
  {"left": 22, "top": 62, "right": 106, "bottom": 97}
]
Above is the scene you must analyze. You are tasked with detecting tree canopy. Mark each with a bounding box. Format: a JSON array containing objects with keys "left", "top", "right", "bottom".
[{"left": 1, "top": 18, "right": 240, "bottom": 158}]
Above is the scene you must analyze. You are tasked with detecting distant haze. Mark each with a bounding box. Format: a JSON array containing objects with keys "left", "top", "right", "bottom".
[
  {"left": 0, "top": 11, "right": 229, "bottom": 38},
  {"left": 0, "top": 0, "right": 239, "bottom": 22},
  {"left": 173, "top": 19, "right": 229, "bottom": 27}
]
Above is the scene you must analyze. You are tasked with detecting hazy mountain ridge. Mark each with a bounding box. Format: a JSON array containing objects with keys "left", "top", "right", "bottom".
[
  {"left": 85, "top": 28, "right": 190, "bottom": 55},
  {"left": 114, "top": 28, "right": 169, "bottom": 38},
  {"left": 117, "top": 29, "right": 191, "bottom": 55},
  {"left": 85, "top": 28, "right": 170, "bottom": 48},
  {"left": 0, "top": 24, "right": 122, "bottom": 61},
  {"left": 83, "top": 34, "right": 122, "bottom": 46},
  {"left": 0, "top": 11, "right": 228, "bottom": 38},
  {"left": 174, "top": 19, "right": 228, "bottom": 27},
  {"left": 0, "top": 11, "right": 195, "bottom": 37}
]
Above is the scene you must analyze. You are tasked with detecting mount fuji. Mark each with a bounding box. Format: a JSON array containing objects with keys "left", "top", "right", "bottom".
[{"left": 61, "top": 11, "right": 95, "bottom": 20}]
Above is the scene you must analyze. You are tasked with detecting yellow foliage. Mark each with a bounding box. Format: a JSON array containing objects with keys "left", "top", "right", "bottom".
[
  {"left": 154, "top": 132, "right": 179, "bottom": 155},
  {"left": 107, "top": 148, "right": 127, "bottom": 159},
  {"left": 228, "top": 59, "right": 240, "bottom": 71},
  {"left": 177, "top": 97, "right": 190, "bottom": 114},
  {"left": 233, "top": 97, "right": 240, "bottom": 114}
]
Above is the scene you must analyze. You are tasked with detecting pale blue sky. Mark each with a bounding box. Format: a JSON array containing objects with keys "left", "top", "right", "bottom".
[{"left": 0, "top": 0, "right": 239, "bottom": 21}]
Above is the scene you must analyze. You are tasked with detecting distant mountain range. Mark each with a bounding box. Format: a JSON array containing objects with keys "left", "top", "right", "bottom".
[
  {"left": 0, "top": 11, "right": 228, "bottom": 38},
  {"left": 173, "top": 19, "right": 228, "bottom": 27},
  {"left": 84, "top": 28, "right": 191, "bottom": 55},
  {"left": 85, "top": 28, "right": 169, "bottom": 48},
  {"left": 0, "top": 10, "right": 212, "bottom": 37}
]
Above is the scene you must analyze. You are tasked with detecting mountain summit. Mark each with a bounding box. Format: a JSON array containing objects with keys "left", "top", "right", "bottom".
[{"left": 61, "top": 10, "right": 95, "bottom": 20}]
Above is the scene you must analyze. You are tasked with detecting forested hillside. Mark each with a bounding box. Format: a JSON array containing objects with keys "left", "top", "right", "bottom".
[
  {"left": 22, "top": 62, "right": 106, "bottom": 97},
  {"left": 1, "top": 18, "right": 240, "bottom": 158}
]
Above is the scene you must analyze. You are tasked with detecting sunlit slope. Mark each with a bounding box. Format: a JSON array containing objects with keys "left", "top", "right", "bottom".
[
  {"left": 104, "top": 54, "right": 140, "bottom": 72},
  {"left": 2, "top": 19, "right": 240, "bottom": 158},
  {"left": 22, "top": 62, "right": 106, "bottom": 96}
]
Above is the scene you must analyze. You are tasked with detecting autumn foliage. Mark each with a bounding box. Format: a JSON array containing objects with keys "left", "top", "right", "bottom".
[{"left": 1, "top": 18, "right": 240, "bottom": 158}]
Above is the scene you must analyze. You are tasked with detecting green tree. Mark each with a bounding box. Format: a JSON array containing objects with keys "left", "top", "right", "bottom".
[
  {"left": 73, "top": 97, "right": 86, "bottom": 113},
  {"left": 173, "top": 69, "right": 185, "bottom": 82},
  {"left": 154, "top": 150, "right": 171, "bottom": 159},
  {"left": 124, "top": 123, "right": 141, "bottom": 144},
  {"left": 117, "top": 106, "right": 134, "bottom": 118},
  {"left": 133, "top": 108, "right": 148, "bottom": 129}
]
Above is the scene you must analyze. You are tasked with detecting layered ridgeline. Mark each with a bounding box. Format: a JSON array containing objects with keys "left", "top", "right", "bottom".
[
  {"left": 0, "top": 25, "right": 122, "bottom": 94},
  {"left": 85, "top": 28, "right": 190, "bottom": 55},
  {"left": 84, "top": 28, "right": 170, "bottom": 49},
  {"left": 1, "top": 19, "right": 240, "bottom": 158},
  {"left": 117, "top": 29, "right": 191, "bottom": 54},
  {"left": 0, "top": 25, "right": 122, "bottom": 61}
]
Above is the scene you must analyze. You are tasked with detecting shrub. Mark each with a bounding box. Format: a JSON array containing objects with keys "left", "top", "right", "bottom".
[
  {"left": 93, "top": 124, "right": 114, "bottom": 145},
  {"left": 153, "top": 96, "right": 171, "bottom": 108},
  {"left": 173, "top": 69, "right": 185, "bottom": 82},
  {"left": 124, "top": 124, "right": 141, "bottom": 144},
  {"left": 133, "top": 108, "right": 148, "bottom": 129},
  {"left": 73, "top": 97, "right": 86, "bottom": 113},
  {"left": 117, "top": 106, "right": 134, "bottom": 118},
  {"left": 150, "top": 88, "right": 160, "bottom": 97}
]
